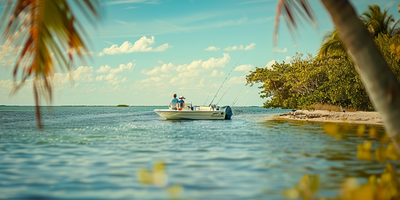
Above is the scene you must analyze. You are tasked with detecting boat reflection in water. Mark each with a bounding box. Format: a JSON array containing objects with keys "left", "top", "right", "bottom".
[{"left": 154, "top": 104, "right": 233, "bottom": 120}]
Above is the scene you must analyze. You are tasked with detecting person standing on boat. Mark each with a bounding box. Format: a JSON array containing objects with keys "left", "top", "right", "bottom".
[
  {"left": 177, "top": 96, "right": 185, "bottom": 110},
  {"left": 169, "top": 94, "right": 179, "bottom": 110}
]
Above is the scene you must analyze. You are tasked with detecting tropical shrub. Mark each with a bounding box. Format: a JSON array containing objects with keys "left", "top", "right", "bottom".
[{"left": 246, "top": 52, "right": 373, "bottom": 110}]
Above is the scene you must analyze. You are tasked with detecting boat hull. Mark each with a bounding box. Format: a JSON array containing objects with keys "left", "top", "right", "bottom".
[{"left": 154, "top": 109, "right": 226, "bottom": 120}]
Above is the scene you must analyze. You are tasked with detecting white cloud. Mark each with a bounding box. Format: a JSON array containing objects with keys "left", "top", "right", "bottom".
[
  {"left": 202, "top": 53, "right": 231, "bottom": 69},
  {"left": 1, "top": 61, "right": 136, "bottom": 98},
  {"left": 104, "top": 74, "right": 125, "bottom": 85},
  {"left": 141, "top": 62, "right": 175, "bottom": 75},
  {"left": 77, "top": 84, "right": 97, "bottom": 93},
  {"left": 227, "top": 76, "right": 246, "bottom": 85},
  {"left": 136, "top": 54, "right": 230, "bottom": 89},
  {"left": 0, "top": 45, "right": 20, "bottom": 66},
  {"left": 51, "top": 66, "right": 95, "bottom": 90},
  {"left": 175, "top": 60, "right": 202, "bottom": 72},
  {"left": 96, "top": 65, "right": 112, "bottom": 73},
  {"left": 210, "top": 70, "right": 225, "bottom": 77},
  {"left": 51, "top": 60, "right": 133, "bottom": 92},
  {"left": 175, "top": 53, "right": 231, "bottom": 72},
  {"left": 234, "top": 64, "right": 253, "bottom": 72},
  {"left": 285, "top": 56, "right": 291, "bottom": 62},
  {"left": 265, "top": 60, "right": 277, "bottom": 69},
  {"left": 160, "top": 74, "right": 172, "bottom": 78},
  {"left": 141, "top": 77, "right": 160, "bottom": 83},
  {"left": 0, "top": 80, "right": 13, "bottom": 90},
  {"left": 1, "top": 45, "right": 11, "bottom": 57},
  {"left": 204, "top": 46, "right": 220, "bottom": 51},
  {"left": 98, "top": 36, "right": 172, "bottom": 56},
  {"left": 177, "top": 71, "right": 200, "bottom": 78},
  {"left": 197, "top": 78, "right": 205, "bottom": 87},
  {"left": 225, "top": 43, "right": 255, "bottom": 51},
  {"left": 72, "top": 66, "right": 95, "bottom": 82},
  {"left": 170, "top": 77, "right": 188, "bottom": 85},
  {"left": 273, "top": 47, "right": 287, "bottom": 52},
  {"left": 97, "top": 61, "right": 135, "bottom": 73},
  {"left": 163, "top": 71, "right": 201, "bottom": 87},
  {"left": 95, "top": 75, "right": 105, "bottom": 81}
]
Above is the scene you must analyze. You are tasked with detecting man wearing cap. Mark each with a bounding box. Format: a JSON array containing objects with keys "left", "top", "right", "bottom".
[
  {"left": 169, "top": 94, "right": 179, "bottom": 110},
  {"left": 177, "top": 96, "right": 185, "bottom": 110}
]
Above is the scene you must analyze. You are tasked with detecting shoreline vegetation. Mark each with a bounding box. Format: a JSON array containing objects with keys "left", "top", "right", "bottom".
[
  {"left": 246, "top": 5, "right": 400, "bottom": 114},
  {"left": 116, "top": 104, "right": 130, "bottom": 107},
  {"left": 0, "top": 105, "right": 264, "bottom": 108},
  {"left": 0, "top": 105, "right": 160, "bottom": 107},
  {"left": 0, "top": 105, "right": 264, "bottom": 107}
]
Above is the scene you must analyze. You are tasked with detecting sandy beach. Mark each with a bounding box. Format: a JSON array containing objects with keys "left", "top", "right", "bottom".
[{"left": 276, "top": 110, "right": 383, "bottom": 125}]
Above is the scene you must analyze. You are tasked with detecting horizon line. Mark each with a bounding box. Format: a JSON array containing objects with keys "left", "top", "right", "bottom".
[{"left": 0, "top": 104, "right": 262, "bottom": 107}]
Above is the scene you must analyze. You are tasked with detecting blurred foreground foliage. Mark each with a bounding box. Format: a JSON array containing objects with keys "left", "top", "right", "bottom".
[
  {"left": 1, "top": 0, "right": 100, "bottom": 128},
  {"left": 136, "top": 161, "right": 185, "bottom": 199},
  {"left": 284, "top": 123, "right": 400, "bottom": 200}
]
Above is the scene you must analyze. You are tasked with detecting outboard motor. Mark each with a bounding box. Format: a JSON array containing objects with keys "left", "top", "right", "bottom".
[{"left": 224, "top": 106, "right": 233, "bottom": 120}]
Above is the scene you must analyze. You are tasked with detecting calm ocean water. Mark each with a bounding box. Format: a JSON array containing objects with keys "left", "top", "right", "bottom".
[{"left": 0, "top": 106, "right": 391, "bottom": 199}]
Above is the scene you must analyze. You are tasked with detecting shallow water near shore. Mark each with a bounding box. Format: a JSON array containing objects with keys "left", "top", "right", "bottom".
[{"left": 0, "top": 106, "right": 394, "bottom": 199}]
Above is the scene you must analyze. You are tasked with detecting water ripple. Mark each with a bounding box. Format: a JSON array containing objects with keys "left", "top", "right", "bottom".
[{"left": 0, "top": 106, "right": 389, "bottom": 199}]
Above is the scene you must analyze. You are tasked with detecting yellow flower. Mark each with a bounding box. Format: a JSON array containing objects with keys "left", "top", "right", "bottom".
[
  {"left": 168, "top": 184, "right": 184, "bottom": 197},
  {"left": 375, "top": 146, "right": 387, "bottom": 163},
  {"left": 137, "top": 169, "right": 153, "bottom": 185},
  {"left": 357, "top": 125, "right": 366, "bottom": 137},
  {"left": 368, "top": 127, "right": 377, "bottom": 138}
]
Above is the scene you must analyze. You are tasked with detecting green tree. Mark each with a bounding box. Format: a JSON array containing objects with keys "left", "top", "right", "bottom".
[
  {"left": 1, "top": 0, "right": 100, "bottom": 128},
  {"left": 316, "top": 29, "right": 347, "bottom": 60},
  {"left": 246, "top": 52, "right": 371, "bottom": 110},
  {"left": 360, "top": 4, "right": 400, "bottom": 38},
  {"left": 317, "top": 4, "right": 400, "bottom": 60},
  {"left": 275, "top": 0, "right": 400, "bottom": 151}
]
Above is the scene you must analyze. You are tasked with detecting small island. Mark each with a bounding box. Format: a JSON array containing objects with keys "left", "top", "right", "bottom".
[{"left": 116, "top": 104, "right": 129, "bottom": 107}]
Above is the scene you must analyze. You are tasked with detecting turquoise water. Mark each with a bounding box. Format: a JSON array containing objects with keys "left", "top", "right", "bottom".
[{"left": 0, "top": 106, "right": 391, "bottom": 199}]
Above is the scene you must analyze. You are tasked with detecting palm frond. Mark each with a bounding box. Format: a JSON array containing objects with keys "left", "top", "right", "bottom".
[
  {"left": 360, "top": 4, "right": 397, "bottom": 37},
  {"left": 274, "top": 0, "right": 316, "bottom": 46},
  {"left": 1, "top": 0, "right": 101, "bottom": 128},
  {"left": 316, "top": 29, "right": 347, "bottom": 60}
]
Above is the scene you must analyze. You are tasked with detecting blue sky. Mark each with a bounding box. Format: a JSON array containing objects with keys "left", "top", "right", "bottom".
[{"left": 0, "top": 0, "right": 398, "bottom": 106}]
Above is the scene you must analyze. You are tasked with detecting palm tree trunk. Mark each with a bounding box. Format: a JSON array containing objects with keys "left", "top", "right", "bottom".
[{"left": 320, "top": 0, "right": 400, "bottom": 151}]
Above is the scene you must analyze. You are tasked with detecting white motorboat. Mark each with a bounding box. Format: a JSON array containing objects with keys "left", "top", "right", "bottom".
[{"left": 154, "top": 105, "right": 233, "bottom": 120}]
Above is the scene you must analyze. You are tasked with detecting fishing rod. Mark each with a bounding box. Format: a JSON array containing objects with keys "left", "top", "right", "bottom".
[
  {"left": 203, "top": 88, "right": 214, "bottom": 106},
  {"left": 232, "top": 91, "right": 244, "bottom": 107},
  {"left": 215, "top": 67, "right": 252, "bottom": 106},
  {"left": 236, "top": 92, "right": 250, "bottom": 107},
  {"left": 215, "top": 81, "right": 235, "bottom": 105},
  {"left": 208, "top": 52, "right": 248, "bottom": 106},
  {"left": 231, "top": 84, "right": 246, "bottom": 107},
  {"left": 232, "top": 92, "right": 245, "bottom": 107}
]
